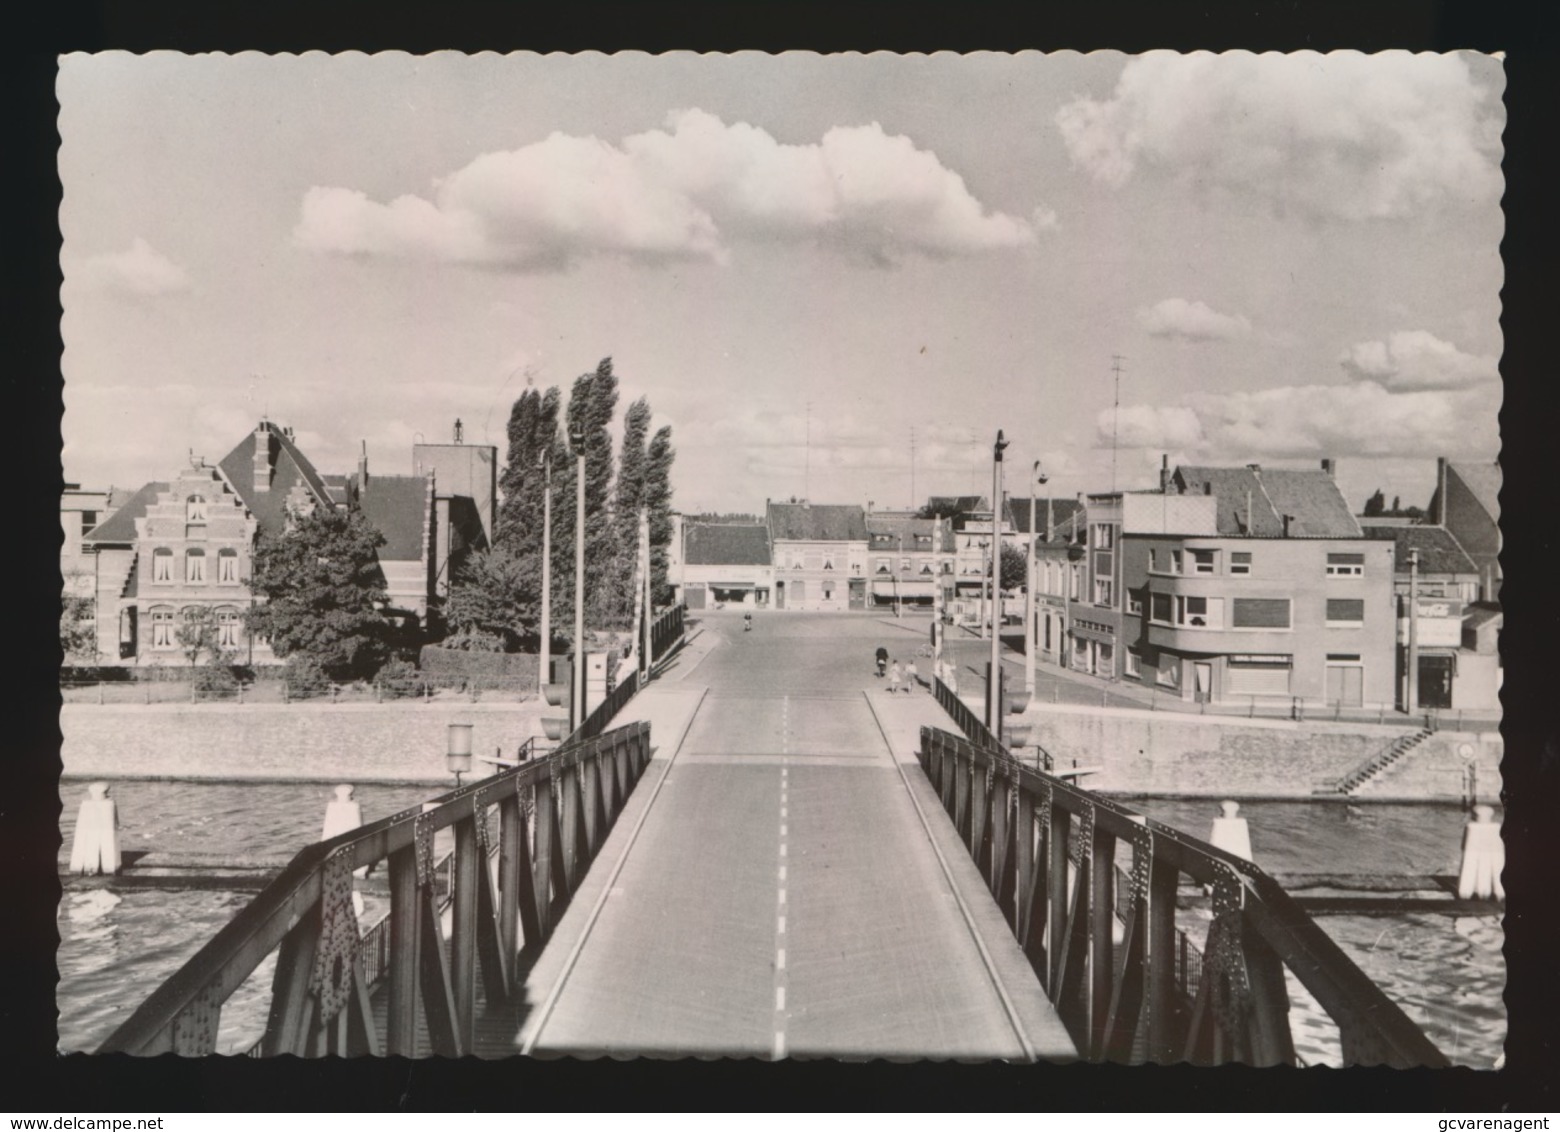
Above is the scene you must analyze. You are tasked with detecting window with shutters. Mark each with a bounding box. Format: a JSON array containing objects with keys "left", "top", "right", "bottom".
[
  {"left": 1326, "top": 597, "right": 1365, "bottom": 626},
  {"left": 1232, "top": 597, "right": 1291, "bottom": 629}
]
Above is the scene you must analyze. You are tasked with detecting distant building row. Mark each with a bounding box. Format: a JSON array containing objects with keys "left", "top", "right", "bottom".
[
  {"left": 62, "top": 420, "right": 496, "bottom": 666},
  {"left": 668, "top": 457, "right": 1500, "bottom": 714}
]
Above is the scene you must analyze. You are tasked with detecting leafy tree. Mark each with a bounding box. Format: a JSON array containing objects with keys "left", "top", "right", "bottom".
[
  {"left": 495, "top": 385, "right": 563, "bottom": 558},
  {"left": 645, "top": 424, "right": 676, "bottom": 607},
  {"left": 1363, "top": 489, "right": 1386, "bottom": 517},
  {"left": 61, "top": 595, "right": 96, "bottom": 662},
  {"left": 246, "top": 507, "right": 392, "bottom": 678},
  {"left": 442, "top": 547, "right": 541, "bottom": 651},
  {"left": 176, "top": 606, "right": 219, "bottom": 667},
  {"left": 999, "top": 542, "right": 1028, "bottom": 592},
  {"left": 916, "top": 501, "right": 976, "bottom": 529}
]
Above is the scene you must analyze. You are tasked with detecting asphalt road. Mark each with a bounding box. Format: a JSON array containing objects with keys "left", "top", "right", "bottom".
[{"left": 517, "top": 611, "right": 1071, "bottom": 1060}]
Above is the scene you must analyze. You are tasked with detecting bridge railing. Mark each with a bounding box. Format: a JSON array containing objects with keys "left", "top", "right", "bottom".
[
  {"left": 99, "top": 720, "right": 654, "bottom": 1058},
  {"left": 917, "top": 725, "right": 1449, "bottom": 1068},
  {"left": 573, "top": 668, "right": 640, "bottom": 744},
  {"left": 650, "top": 602, "right": 687, "bottom": 664}
]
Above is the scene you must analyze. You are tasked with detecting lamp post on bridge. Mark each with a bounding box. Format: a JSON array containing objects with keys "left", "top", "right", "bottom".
[
  {"left": 988, "top": 430, "right": 1008, "bottom": 734},
  {"left": 570, "top": 420, "right": 587, "bottom": 734},
  {"left": 1026, "top": 460, "right": 1048, "bottom": 696},
  {"left": 538, "top": 450, "right": 552, "bottom": 702}
]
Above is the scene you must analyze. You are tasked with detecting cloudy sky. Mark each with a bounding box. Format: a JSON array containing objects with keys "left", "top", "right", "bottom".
[{"left": 59, "top": 50, "right": 1504, "bottom": 516}]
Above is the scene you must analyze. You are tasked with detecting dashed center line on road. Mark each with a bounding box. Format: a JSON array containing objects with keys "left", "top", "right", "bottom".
[{"left": 774, "top": 759, "right": 790, "bottom": 1061}]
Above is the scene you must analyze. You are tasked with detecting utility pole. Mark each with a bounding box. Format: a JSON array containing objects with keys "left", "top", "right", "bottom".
[
  {"left": 910, "top": 426, "right": 916, "bottom": 511},
  {"left": 1110, "top": 355, "right": 1125, "bottom": 495},
  {"left": 1026, "top": 461, "right": 1048, "bottom": 695},
  {"left": 895, "top": 531, "right": 903, "bottom": 618},
  {"left": 571, "top": 423, "right": 587, "bottom": 733},
  {"left": 539, "top": 451, "right": 552, "bottom": 700},
  {"left": 988, "top": 430, "right": 1008, "bottom": 733}
]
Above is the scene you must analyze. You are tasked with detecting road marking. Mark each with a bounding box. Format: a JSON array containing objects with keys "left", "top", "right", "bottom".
[
  {"left": 778, "top": 915, "right": 786, "bottom": 933},
  {"left": 780, "top": 843, "right": 787, "bottom": 857},
  {"left": 778, "top": 888, "right": 786, "bottom": 905},
  {"left": 773, "top": 1031, "right": 786, "bottom": 1060},
  {"left": 781, "top": 806, "right": 788, "bottom": 818},
  {"left": 777, "top": 948, "right": 786, "bottom": 970},
  {"left": 781, "top": 824, "right": 788, "bottom": 837},
  {"left": 779, "top": 865, "right": 787, "bottom": 881},
  {"left": 776, "top": 987, "right": 786, "bottom": 1011}
]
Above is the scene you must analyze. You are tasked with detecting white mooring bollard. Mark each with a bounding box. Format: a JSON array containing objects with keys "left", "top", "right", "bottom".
[
  {"left": 321, "top": 784, "right": 367, "bottom": 913},
  {"left": 1208, "top": 800, "right": 1253, "bottom": 863},
  {"left": 68, "top": 782, "right": 122, "bottom": 876},
  {"left": 1457, "top": 804, "right": 1504, "bottom": 901}
]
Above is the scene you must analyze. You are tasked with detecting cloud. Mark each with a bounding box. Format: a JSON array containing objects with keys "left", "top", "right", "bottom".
[
  {"left": 295, "top": 109, "right": 1039, "bottom": 270},
  {"left": 1338, "top": 329, "right": 1498, "bottom": 391},
  {"left": 1100, "top": 380, "right": 1499, "bottom": 462},
  {"left": 76, "top": 238, "right": 191, "bottom": 295},
  {"left": 1057, "top": 51, "right": 1503, "bottom": 220},
  {"left": 1139, "top": 298, "right": 1252, "bottom": 342}
]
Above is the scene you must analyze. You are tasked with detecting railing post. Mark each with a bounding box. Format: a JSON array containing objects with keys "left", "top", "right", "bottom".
[
  {"left": 1145, "top": 856, "right": 1181, "bottom": 1063},
  {"left": 451, "top": 814, "right": 480, "bottom": 1048},
  {"left": 532, "top": 773, "right": 557, "bottom": 937},
  {"left": 1047, "top": 800, "right": 1071, "bottom": 996},
  {"left": 261, "top": 902, "right": 321, "bottom": 1057},
  {"left": 386, "top": 844, "right": 420, "bottom": 1056}
]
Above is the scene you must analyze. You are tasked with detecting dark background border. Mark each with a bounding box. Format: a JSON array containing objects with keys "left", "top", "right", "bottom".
[{"left": 8, "top": 1, "right": 1554, "bottom": 1112}]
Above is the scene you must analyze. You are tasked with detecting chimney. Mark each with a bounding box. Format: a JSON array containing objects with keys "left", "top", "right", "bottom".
[
  {"left": 1160, "top": 454, "right": 1171, "bottom": 494},
  {"left": 252, "top": 421, "right": 272, "bottom": 493},
  {"left": 1320, "top": 457, "right": 1336, "bottom": 479},
  {"left": 1204, "top": 482, "right": 1213, "bottom": 496},
  {"left": 1435, "top": 457, "right": 1449, "bottom": 526},
  {"left": 1282, "top": 513, "right": 1294, "bottom": 537},
  {"left": 867, "top": 500, "right": 874, "bottom": 514}
]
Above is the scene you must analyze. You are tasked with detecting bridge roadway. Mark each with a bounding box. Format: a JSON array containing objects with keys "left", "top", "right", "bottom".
[{"left": 478, "top": 612, "right": 1076, "bottom": 1061}]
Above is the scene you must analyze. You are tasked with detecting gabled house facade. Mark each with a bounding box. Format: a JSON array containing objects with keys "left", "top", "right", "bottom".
[
  {"left": 76, "top": 419, "right": 492, "bottom": 667},
  {"left": 766, "top": 502, "right": 868, "bottom": 611}
]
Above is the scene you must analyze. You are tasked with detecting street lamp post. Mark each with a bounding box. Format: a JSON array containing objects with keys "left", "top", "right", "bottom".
[
  {"left": 1406, "top": 547, "right": 1420, "bottom": 716},
  {"left": 988, "top": 430, "right": 1008, "bottom": 733},
  {"left": 447, "top": 723, "right": 474, "bottom": 787},
  {"left": 538, "top": 451, "right": 552, "bottom": 701},
  {"left": 895, "top": 531, "right": 903, "bottom": 618},
  {"left": 1026, "top": 461, "right": 1048, "bottom": 696},
  {"left": 571, "top": 422, "right": 587, "bottom": 734}
]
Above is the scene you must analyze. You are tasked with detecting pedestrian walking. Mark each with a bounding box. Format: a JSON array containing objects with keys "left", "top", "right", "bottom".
[
  {"left": 904, "top": 659, "right": 919, "bottom": 692},
  {"left": 887, "top": 661, "right": 902, "bottom": 695},
  {"left": 875, "top": 645, "right": 888, "bottom": 677}
]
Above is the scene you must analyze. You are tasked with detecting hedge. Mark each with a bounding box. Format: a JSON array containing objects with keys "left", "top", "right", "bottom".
[{"left": 418, "top": 645, "right": 540, "bottom": 689}]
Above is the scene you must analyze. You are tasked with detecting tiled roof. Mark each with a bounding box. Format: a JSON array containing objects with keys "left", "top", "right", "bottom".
[
  {"left": 1174, "top": 465, "right": 1360, "bottom": 538},
  {"left": 83, "top": 481, "right": 168, "bottom": 544},
  {"left": 685, "top": 523, "right": 772, "bottom": 566},
  {"left": 865, "top": 515, "right": 956, "bottom": 553},
  {"left": 321, "top": 473, "right": 354, "bottom": 506},
  {"left": 767, "top": 502, "right": 868, "bottom": 542},
  {"left": 1363, "top": 525, "right": 1479, "bottom": 576},
  {"left": 1449, "top": 462, "right": 1501, "bottom": 522},
  {"left": 359, "top": 475, "right": 431, "bottom": 561},
  {"left": 218, "top": 424, "right": 334, "bottom": 537}
]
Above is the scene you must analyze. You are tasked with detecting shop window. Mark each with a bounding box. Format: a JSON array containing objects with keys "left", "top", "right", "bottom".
[
  {"left": 1326, "top": 552, "right": 1365, "bottom": 577},
  {"left": 152, "top": 547, "right": 174, "bottom": 583},
  {"left": 218, "top": 548, "right": 239, "bottom": 584},
  {"left": 185, "top": 548, "right": 207, "bottom": 583},
  {"left": 1230, "top": 551, "right": 1252, "bottom": 575}
]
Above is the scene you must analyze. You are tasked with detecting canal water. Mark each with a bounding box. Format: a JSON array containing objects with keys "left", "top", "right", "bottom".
[{"left": 57, "top": 781, "right": 1504, "bottom": 1065}]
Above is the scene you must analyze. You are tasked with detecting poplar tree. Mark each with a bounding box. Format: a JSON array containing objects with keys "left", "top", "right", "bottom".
[
  {"left": 610, "top": 396, "right": 653, "bottom": 622},
  {"left": 644, "top": 424, "right": 676, "bottom": 607}
]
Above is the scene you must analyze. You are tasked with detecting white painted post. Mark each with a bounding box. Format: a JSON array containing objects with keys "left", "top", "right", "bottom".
[
  {"left": 1457, "top": 804, "right": 1504, "bottom": 900},
  {"left": 1208, "top": 800, "right": 1253, "bottom": 863},
  {"left": 67, "top": 782, "right": 121, "bottom": 876}
]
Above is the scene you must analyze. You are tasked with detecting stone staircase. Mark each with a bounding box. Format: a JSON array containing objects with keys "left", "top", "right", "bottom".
[{"left": 1315, "top": 728, "right": 1435, "bottom": 796}]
